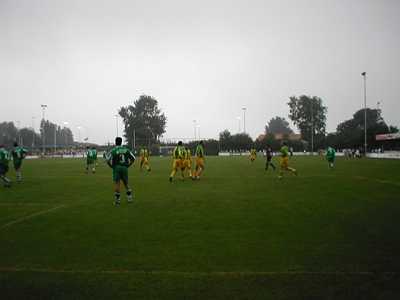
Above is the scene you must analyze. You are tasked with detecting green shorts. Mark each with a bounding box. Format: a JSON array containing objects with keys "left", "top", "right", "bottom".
[
  {"left": 86, "top": 158, "right": 94, "bottom": 165},
  {"left": 113, "top": 166, "right": 129, "bottom": 183},
  {"left": 327, "top": 157, "right": 335, "bottom": 163},
  {"left": 13, "top": 160, "right": 22, "bottom": 170}
]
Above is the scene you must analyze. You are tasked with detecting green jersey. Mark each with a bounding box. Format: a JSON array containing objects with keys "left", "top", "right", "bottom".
[
  {"left": 86, "top": 149, "right": 97, "bottom": 160},
  {"left": 173, "top": 146, "right": 184, "bottom": 159},
  {"left": 280, "top": 145, "right": 289, "bottom": 158},
  {"left": 326, "top": 147, "right": 336, "bottom": 160},
  {"left": 106, "top": 146, "right": 135, "bottom": 168},
  {"left": 0, "top": 148, "right": 10, "bottom": 165},
  {"left": 12, "top": 146, "right": 28, "bottom": 162},
  {"left": 195, "top": 144, "right": 204, "bottom": 158}
]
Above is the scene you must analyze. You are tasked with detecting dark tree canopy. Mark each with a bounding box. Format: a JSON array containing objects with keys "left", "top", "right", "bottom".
[
  {"left": 265, "top": 116, "right": 293, "bottom": 135},
  {"left": 119, "top": 95, "right": 167, "bottom": 147},
  {"left": 218, "top": 129, "right": 253, "bottom": 151},
  {"left": 0, "top": 121, "right": 73, "bottom": 149},
  {"left": 40, "top": 120, "right": 74, "bottom": 148},
  {"left": 219, "top": 129, "right": 232, "bottom": 151},
  {"left": 332, "top": 108, "right": 390, "bottom": 149},
  {"left": 288, "top": 95, "right": 327, "bottom": 149}
]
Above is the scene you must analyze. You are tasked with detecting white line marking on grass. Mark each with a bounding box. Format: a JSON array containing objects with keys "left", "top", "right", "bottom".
[
  {"left": 0, "top": 267, "right": 395, "bottom": 276},
  {"left": 0, "top": 205, "right": 66, "bottom": 231}
]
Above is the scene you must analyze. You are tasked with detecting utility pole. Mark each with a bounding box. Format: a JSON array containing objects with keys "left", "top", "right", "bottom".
[
  {"left": 311, "top": 100, "right": 314, "bottom": 155},
  {"left": 361, "top": 72, "right": 367, "bottom": 156},
  {"left": 41, "top": 104, "right": 47, "bottom": 155},
  {"left": 242, "top": 107, "right": 247, "bottom": 133}
]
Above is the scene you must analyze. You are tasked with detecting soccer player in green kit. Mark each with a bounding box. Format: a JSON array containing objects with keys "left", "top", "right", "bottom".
[
  {"left": 11, "top": 142, "right": 28, "bottom": 183},
  {"left": 278, "top": 142, "right": 297, "bottom": 179},
  {"left": 0, "top": 145, "right": 11, "bottom": 187},
  {"left": 85, "top": 146, "right": 98, "bottom": 174},
  {"left": 326, "top": 146, "right": 336, "bottom": 169},
  {"left": 105, "top": 137, "right": 135, "bottom": 206}
]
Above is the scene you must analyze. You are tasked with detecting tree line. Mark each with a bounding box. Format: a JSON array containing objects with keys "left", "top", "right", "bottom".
[
  {"left": 119, "top": 94, "right": 399, "bottom": 154},
  {"left": 0, "top": 121, "right": 74, "bottom": 149}
]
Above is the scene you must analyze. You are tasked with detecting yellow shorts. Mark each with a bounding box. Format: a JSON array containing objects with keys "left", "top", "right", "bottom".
[
  {"left": 140, "top": 157, "right": 148, "bottom": 164},
  {"left": 172, "top": 159, "right": 184, "bottom": 170},
  {"left": 250, "top": 155, "right": 256, "bottom": 161},
  {"left": 280, "top": 157, "right": 289, "bottom": 169},
  {"left": 183, "top": 159, "right": 192, "bottom": 169},
  {"left": 196, "top": 157, "right": 205, "bottom": 169}
]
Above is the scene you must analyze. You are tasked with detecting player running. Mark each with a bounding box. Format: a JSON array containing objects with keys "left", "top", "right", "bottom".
[
  {"left": 11, "top": 142, "right": 28, "bottom": 183},
  {"left": 183, "top": 146, "right": 193, "bottom": 178},
  {"left": 265, "top": 145, "right": 276, "bottom": 171},
  {"left": 0, "top": 145, "right": 11, "bottom": 187},
  {"left": 193, "top": 141, "right": 205, "bottom": 180},
  {"left": 250, "top": 148, "right": 257, "bottom": 162},
  {"left": 139, "top": 147, "right": 151, "bottom": 172},
  {"left": 85, "top": 146, "right": 97, "bottom": 174},
  {"left": 105, "top": 137, "right": 135, "bottom": 206},
  {"left": 278, "top": 142, "right": 297, "bottom": 179},
  {"left": 326, "top": 146, "right": 336, "bottom": 169},
  {"left": 169, "top": 141, "right": 185, "bottom": 182}
]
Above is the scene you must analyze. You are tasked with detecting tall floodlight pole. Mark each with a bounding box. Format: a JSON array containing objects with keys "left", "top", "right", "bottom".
[
  {"left": 41, "top": 104, "right": 47, "bottom": 155},
  {"left": 311, "top": 100, "right": 314, "bottom": 155},
  {"left": 242, "top": 107, "right": 247, "bottom": 133},
  {"left": 361, "top": 72, "right": 367, "bottom": 156},
  {"left": 237, "top": 117, "right": 241, "bottom": 133},
  {"left": 197, "top": 124, "right": 201, "bottom": 140},
  {"left": 193, "top": 120, "right": 197, "bottom": 140},
  {"left": 32, "top": 117, "right": 35, "bottom": 148},
  {"left": 115, "top": 115, "right": 119, "bottom": 137}
]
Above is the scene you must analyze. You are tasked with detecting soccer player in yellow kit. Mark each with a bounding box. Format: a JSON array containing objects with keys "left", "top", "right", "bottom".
[
  {"left": 193, "top": 141, "right": 205, "bottom": 180},
  {"left": 139, "top": 148, "right": 151, "bottom": 172},
  {"left": 250, "top": 148, "right": 257, "bottom": 162},
  {"left": 278, "top": 142, "right": 297, "bottom": 179},
  {"left": 183, "top": 146, "right": 193, "bottom": 178},
  {"left": 169, "top": 141, "right": 185, "bottom": 182}
]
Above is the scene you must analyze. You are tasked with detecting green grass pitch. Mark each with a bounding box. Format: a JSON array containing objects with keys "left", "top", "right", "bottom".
[{"left": 1, "top": 156, "right": 400, "bottom": 299}]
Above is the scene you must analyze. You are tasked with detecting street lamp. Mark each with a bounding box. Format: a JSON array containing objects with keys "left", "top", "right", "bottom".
[
  {"left": 41, "top": 104, "right": 47, "bottom": 155},
  {"left": 361, "top": 72, "right": 367, "bottom": 155},
  {"left": 242, "top": 107, "right": 247, "bottom": 133}
]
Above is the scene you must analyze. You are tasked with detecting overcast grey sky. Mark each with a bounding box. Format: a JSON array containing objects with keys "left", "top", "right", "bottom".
[{"left": 1, "top": 0, "right": 399, "bottom": 144}]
